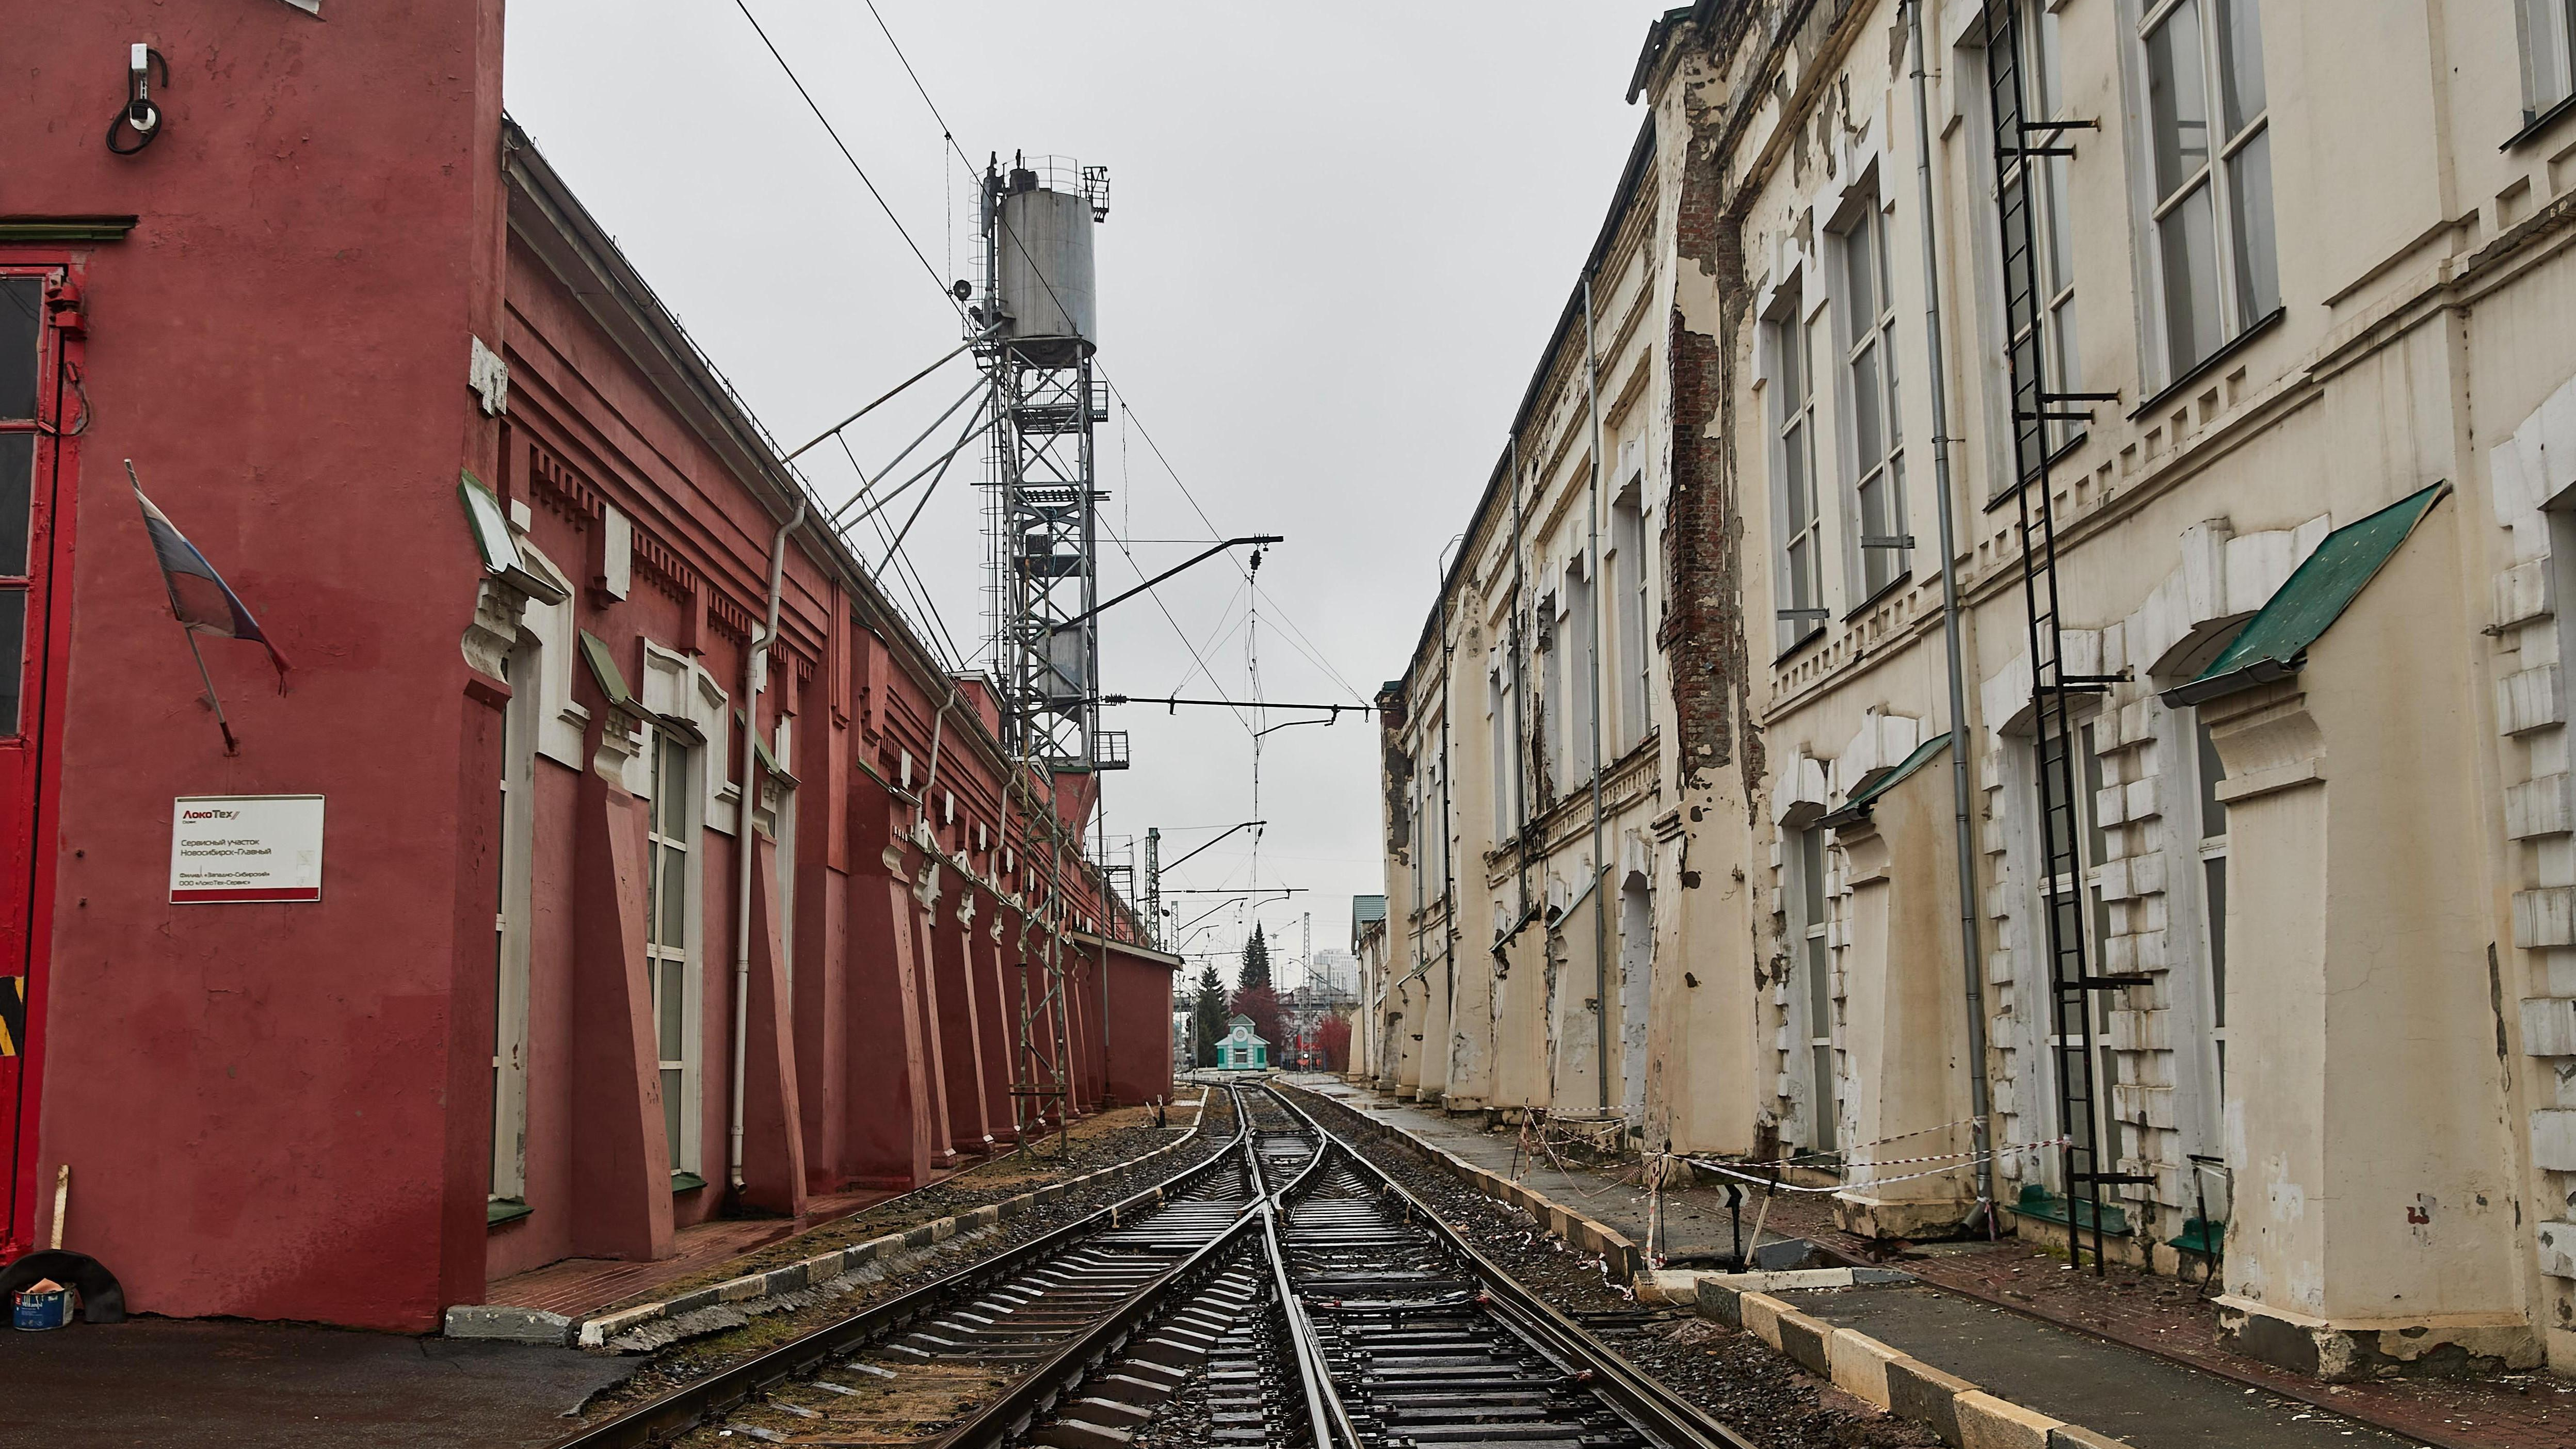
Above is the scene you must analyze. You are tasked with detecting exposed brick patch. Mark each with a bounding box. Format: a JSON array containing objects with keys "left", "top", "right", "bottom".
[{"left": 1660, "top": 93, "right": 1760, "bottom": 804}]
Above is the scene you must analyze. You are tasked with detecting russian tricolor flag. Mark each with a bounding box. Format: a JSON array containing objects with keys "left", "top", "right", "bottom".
[{"left": 132, "top": 476, "right": 289, "bottom": 686}]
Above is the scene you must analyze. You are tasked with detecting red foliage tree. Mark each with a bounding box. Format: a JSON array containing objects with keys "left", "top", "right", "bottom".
[{"left": 1313, "top": 1013, "right": 1352, "bottom": 1073}]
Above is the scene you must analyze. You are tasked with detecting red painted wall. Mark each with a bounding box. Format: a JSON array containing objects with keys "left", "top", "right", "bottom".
[
  {"left": 4, "top": 6, "right": 1155, "bottom": 1332},
  {"left": 1103, "top": 946, "right": 1178, "bottom": 1108},
  {"left": 8, "top": 2, "right": 508, "bottom": 1329}
]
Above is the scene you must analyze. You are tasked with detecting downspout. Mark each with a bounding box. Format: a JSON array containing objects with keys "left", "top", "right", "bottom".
[
  {"left": 1909, "top": 0, "right": 1998, "bottom": 1232},
  {"left": 1434, "top": 536, "right": 1462, "bottom": 1101},
  {"left": 730, "top": 495, "right": 806, "bottom": 1194},
  {"left": 1580, "top": 273, "right": 1611, "bottom": 1114},
  {"left": 1508, "top": 439, "right": 1532, "bottom": 954}
]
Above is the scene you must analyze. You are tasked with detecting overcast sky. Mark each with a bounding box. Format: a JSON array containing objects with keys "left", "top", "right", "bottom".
[{"left": 504, "top": 2, "right": 1670, "bottom": 987}]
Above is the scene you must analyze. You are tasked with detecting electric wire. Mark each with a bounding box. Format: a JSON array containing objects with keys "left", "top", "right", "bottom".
[
  {"left": 1096, "top": 514, "right": 1253, "bottom": 732},
  {"left": 727, "top": 0, "right": 996, "bottom": 684},
  {"left": 730, "top": 1, "right": 959, "bottom": 310},
  {"left": 788, "top": 3, "right": 1343, "bottom": 956},
  {"left": 1109, "top": 384, "right": 1373, "bottom": 707},
  {"left": 858, "top": 1, "right": 1365, "bottom": 724}
]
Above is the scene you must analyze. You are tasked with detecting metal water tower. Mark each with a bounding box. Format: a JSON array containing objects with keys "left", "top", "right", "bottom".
[{"left": 977, "top": 154, "right": 1121, "bottom": 777}]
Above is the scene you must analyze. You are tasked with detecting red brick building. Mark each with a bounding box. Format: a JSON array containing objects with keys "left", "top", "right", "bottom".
[{"left": 2, "top": 2, "right": 1171, "bottom": 1332}]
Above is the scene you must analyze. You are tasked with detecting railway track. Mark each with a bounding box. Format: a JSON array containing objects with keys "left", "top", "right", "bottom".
[{"left": 550, "top": 1083, "right": 1752, "bottom": 1449}]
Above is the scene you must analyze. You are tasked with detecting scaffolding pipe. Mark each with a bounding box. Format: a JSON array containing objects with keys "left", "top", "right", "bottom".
[
  {"left": 1579, "top": 274, "right": 1611, "bottom": 1115},
  {"left": 1909, "top": 0, "right": 1999, "bottom": 1233}
]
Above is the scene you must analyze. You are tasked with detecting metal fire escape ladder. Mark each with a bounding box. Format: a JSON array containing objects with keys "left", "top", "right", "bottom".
[{"left": 1981, "top": 7, "right": 2142, "bottom": 1275}]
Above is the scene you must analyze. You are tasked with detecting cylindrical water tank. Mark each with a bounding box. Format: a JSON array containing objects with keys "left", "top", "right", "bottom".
[{"left": 997, "top": 182, "right": 1096, "bottom": 361}]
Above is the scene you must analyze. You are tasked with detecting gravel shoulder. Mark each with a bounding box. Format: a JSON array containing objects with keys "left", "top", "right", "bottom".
[
  {"left": 600, "top": 1097, "right": 1205, "bottom": 1314},
  {"left": 1286, "top": 1086, "right": 1941, "bottom": 1449},
  {"left": 571, "top": 1091, "right": 1242, "bottom": 1432}
]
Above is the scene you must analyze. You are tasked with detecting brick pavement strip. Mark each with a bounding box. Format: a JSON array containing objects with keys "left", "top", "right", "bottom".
[
  {"left": 1751, "top": 1189, "right": 2574, "bottom": 1449},
  {"left": 1287, "top": 1078, "right": 2576, "bottom": 1449},
  {"left": 445, "top": 1094, "right": 1214, "bottom": 1349}
]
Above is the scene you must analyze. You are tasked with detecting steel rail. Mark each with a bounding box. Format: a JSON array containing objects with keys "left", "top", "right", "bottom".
[
  {"left": 543, "top": 1090, "right": 1251, "bottom": 1449},
  {"left": 1268, "top": 1084, "right": 1761, "bottom": 1449},
  {"left": 932, "top": 1115, "right": 1278, "bottom": 1447},
  {"left": 1250, "top": 1086, "right": 1366, "bottom": 1449}
]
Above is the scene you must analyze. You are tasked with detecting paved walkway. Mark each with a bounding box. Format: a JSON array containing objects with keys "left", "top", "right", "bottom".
[
  {"left": 485, "top": 1181, "right": 910, "bottom": 1318},
  {"left": 1292, "top": 1076, "right": 2576, "bottom": 1449},
  {"left": 0, "top": 1318, "right": 637, "bottom": 1448}
]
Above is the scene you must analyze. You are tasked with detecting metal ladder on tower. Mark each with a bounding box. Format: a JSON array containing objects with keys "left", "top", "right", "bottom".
[{"left": 1979, "top": 3, "right": 2144, "bottom": 1275}]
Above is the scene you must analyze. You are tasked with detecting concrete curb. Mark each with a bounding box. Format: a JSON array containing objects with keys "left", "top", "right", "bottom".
[
  {"left": 443, "top": 1093, "right": 1213, "bottom": 1349},
  {"left": 1694, "top": 1275, "right": 2135, "bottom": 1448},
  {"left": 1276, "top": 1083, "right": 1642, "bottom": 1280}
]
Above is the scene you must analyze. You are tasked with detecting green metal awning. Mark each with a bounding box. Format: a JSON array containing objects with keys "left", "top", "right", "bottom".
[
  {"left": 1818, "top": 732, "right": 1952, "bottom": 829},
  {"left": 577, "top": 630, "right": 636, "bottom": 711},
  {"left": 2162, "top": 482, "right": 2450, "bottom": 707}
]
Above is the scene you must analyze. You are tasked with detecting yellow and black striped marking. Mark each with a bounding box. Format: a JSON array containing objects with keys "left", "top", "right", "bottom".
[{"left": 0, "top": 975, "right": 23, "bottom": 1057}]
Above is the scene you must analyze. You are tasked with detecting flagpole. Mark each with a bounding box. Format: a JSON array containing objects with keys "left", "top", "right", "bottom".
[
  {"left": 183, "top": 629, "right": 239, "bottom": 756},
  {"left": 127, "top": 459, "right": 239, "bottom": 756}
]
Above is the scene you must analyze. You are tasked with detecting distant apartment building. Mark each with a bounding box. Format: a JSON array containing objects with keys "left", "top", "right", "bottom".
[{"left": 1376, "top": 0, "right": 2576, "bottom": 1381}]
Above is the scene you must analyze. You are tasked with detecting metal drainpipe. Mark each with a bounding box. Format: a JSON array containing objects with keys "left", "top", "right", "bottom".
[
  {"left": 1909, "top": 0, "right": 1998, "bottom": 1232},
  {"left": 1508, "top": 438, "right": 1532, "bottom": 957},
  {"left": 1434, "top": 535, "right": 1463, "bottom": 1102},
  {"left": 730, "top": 495, "right": 806, "bottom": 1194},
  {"left": 1580, "top": 273, "right": 1611, "bottom": 1115}
]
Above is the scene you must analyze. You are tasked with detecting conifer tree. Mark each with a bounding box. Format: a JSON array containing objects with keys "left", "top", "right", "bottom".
[
  {"left": 1238, "top": 924, "right": 1271, "bottom": 991},
  {"left": 1192, "top": 962, "right": 1228, "bottom": 1068}
]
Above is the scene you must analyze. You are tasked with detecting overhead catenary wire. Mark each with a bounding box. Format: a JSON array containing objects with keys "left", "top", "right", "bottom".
[
  {"left": 859, "top": 0, "right": 1367, "bottom": 741},
  {"left": 767, "top": 2, "right": 1351, "bottom": 974},
  {"left": 730, "top": 0, "right": 960, "bottom": 309}
]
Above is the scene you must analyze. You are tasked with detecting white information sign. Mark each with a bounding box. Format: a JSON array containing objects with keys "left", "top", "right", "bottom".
[{"left": 170, "top": 794, "right": 326, "bottom": 904}]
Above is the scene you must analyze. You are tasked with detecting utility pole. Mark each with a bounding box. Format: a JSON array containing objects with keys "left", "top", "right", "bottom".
[{"left": 1143, "top": 826, "right": 1161, "bottom": 949}]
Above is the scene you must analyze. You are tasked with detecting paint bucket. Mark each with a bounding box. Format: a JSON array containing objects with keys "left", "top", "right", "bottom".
[{"left": 12, "top": 1287, "right": 72, "bottom": 1331}]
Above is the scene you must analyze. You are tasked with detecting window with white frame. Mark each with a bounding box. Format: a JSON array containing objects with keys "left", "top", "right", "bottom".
[
  {"left": 2033, "top": 720, "right": 2120, "bottom": 1170},
  {"left": 1536, "top": 592, "right": 1560, "bottom": 797},
  {"left": 1839, "top": 196, "right": 1907, "bottom": 598},
  {"left": 1792, "top": 827, "right": 1838, "bottom": 1154},
  {"left": 769, "top": 711, "right": 798, "bottom": 986},
  {"left": 1425, "top": 751, "right": 1448, "bottom": 895},
  {"left": 2191, "top": 715, "right": 2229, "bottom": 1106},
  {"left": 1771, "top": 287, "right": 1825, "bottom": 652},
  {"left": 1565, "top": 558, "right": 1598, "bottom": 780},
  {"left": 1411, "top": 771, "right": 1428, "bottom": 911},
  {"left": 1612, "top": 480, "right": 1650, "bottom": 750},
  {"left": 2521, "top": 0, "right": 2576, "bottom": 126},
  {"left": 1489, "top": 662, "right": 1513, "bottom": 837},
  {"left": 645, "top": 725, "right": 698, "bottom": 1180},
  {"left": 2137, "top": 0, "right": 2277, "bottom": 379},
  {"left": 1985, "top": 0, "right": 2085, "bottom": 477},
  {"left": 490, "top": 639, "right": 537, "bottom": 1209}
]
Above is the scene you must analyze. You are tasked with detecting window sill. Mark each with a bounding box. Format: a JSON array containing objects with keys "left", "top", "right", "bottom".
[
  {"left": 2128, "top": 307, "right": 2287, "bottom": 423},
  {"left": 1984, "top": 431, "right": 2091, "bottom": 513},
  {"left": 2505, "top": 91, "right": 2576, "bottom": 152},
  {"left": 1772, "top": 625, "right": 1827, "bottom": 668},
  {"left": 487, "top": 1198, "right": 533, "bottom": 1229},
  {"left": 671, "top": 1171, "right": 708, "bottom": 1194},
  {"left": 1842, "top": 571, "right": 1913, "bottom": 622}
]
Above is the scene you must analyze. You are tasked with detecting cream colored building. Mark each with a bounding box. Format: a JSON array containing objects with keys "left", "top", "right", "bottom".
[{"left": 1375, "top": 0, "right": 2576, "bottom": 1381}]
